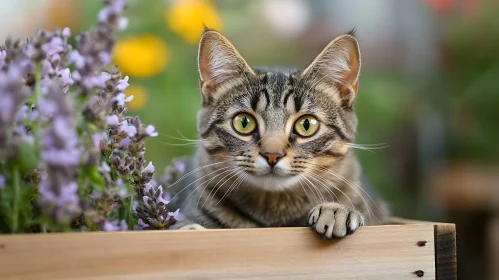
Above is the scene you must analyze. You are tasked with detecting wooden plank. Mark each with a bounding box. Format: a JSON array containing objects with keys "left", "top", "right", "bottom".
[
  {"left": 0, "top": 225, "right": 436, "bottom": 280},
  {"left": 434, "top": 224, "right": 457, "bottom": 280}
]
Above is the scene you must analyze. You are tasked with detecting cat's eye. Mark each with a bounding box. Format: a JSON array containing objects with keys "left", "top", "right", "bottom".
[
  {"left": 294, "top": 115, "right": 319, "bottom": 137},
  {"left": 232, "top": 113, "right": 257, "bottom": 135}
]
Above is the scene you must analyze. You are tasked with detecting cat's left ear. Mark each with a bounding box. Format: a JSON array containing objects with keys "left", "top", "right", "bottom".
[
  {"left": 197, "top": 28, "right": 255, "bottom": 99},
  {"left": 302, "top": 32, "right": 361, "bottom": 108}
]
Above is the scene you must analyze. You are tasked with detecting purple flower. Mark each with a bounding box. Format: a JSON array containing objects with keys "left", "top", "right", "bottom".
[
  {"left": 91, "top": 132, "right": 107, "bottom": 149},
  {"left": 103, "top": 219, "right": 128, "bottom": 232},
  {"left": 168, "top": 209, "right": 183, "bottom": 221},
  {"left": 90, "top": 190, "right": 102, "bottom": 200},
  {"left": 156, "top": 189, "right": 169, "bottom": 205},
  {"left": 50, "top": 54, "right": 61, "bottom": 63},
  {"left": 145, "top": 125, "right": 158, "bottom": 137},
  {"left": 134, "top": 218, "right": 148, "bottom": 230},
  {"left": 114, "top": 93, "right": 133, "bottom": 107},
  {"left": 119, "top": 120, "right": 137, "bottom": 137},
  {"left": 69, "top": 50, "right": 85, "bottom": 69},
  {"left": 119, "top": 137, "right": 130, "bottom": 149},
  {"left": 106, "top": 115, "right": 119, "bottom": 126},
  {"left": 42, "top": 37, "right": 64, "bottom": 56},
  {"left": 143, "top": 161, "right": 154, "bottom": 173},
  {"left": 37, "top": 98, "right": 58, "bottom": 117},
  {"left": 116, "top": 76, "right": 129, "bottom": 91},
  {"left": 41, "top": 148, "right": 81, "bottom": 166},
  {"left": 0, "top": 95, "right": 15, "bottom": 122},
  {"left": 41, "top": 59, "right": 54, "bottom": 75},
  {"left": 98, "top": 52, "right": 111, "bottom": 66},
  {"left": 144, "top": 182, "right": 153, "bottom": 193},
  {"left": 38, "top": 181, "right": 79, "bottom": 207},
  {"left": 71, "top": 70, "right": 81, "bottom": 82},
  {"left": 57, "top": 68, "right": 74, "bottom": 86},
  {"left": 0, "top": 175, "right": 5, "bottom": 189},
  {"left": 99, "top": 162, "right": 111, "bottom": 173},
  {"left": 84, "top": 72, "right": 111, "bottom": 89},
  {"left": 53, "top": 117, "right": 78, "bottom": 146}
]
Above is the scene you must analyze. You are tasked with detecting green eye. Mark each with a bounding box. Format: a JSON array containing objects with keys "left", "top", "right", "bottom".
[
  {"left": 232, "top": 113, "right": 257, "bottom": 135},
  {"left": 294, "top": 115, "right": 319, "bottom": 137}
]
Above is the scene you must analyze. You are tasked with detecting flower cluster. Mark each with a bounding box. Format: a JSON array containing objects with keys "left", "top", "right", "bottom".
[{"left": 0, "top": 0, "right": 181, "bottom": 233}]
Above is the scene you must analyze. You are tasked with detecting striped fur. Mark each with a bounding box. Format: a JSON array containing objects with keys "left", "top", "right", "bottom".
[{"left": 170, "top": 29, "right": 390, "bottom": 235}]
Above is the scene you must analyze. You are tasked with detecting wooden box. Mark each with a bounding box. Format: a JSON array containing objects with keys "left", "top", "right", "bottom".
[{"left": 0, "top": 218, "right": 456, "bottom": 279}]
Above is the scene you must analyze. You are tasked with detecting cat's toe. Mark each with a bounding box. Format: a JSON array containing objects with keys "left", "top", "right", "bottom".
[{"left": 307, "top": 202, "right": 364, "bottom": 239}]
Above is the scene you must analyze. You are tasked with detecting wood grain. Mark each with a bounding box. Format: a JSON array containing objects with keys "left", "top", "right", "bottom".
[
  {"left": 434, "top": 224, "right": 457, "bottom": 280},
  {"left": 0, "top": 225, "right": 437, "bottom": 280}
]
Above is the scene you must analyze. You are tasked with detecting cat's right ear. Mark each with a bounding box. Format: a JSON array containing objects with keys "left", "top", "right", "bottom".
[{"left": 198, "top": 28, "right": 254, "bottom": 99}]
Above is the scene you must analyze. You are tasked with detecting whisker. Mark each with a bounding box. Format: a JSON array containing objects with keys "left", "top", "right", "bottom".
[
  {"left": 345, "top": 143, "right": 389, "bottom": 153},
  {"left": 166, "top": 160, "right": 232, "bottom": 189},
  {"left": 300, "top": 174, "right": 326, "bottom": 204},
  {"left": 307, "top": 165, "right": 374, "bottom": 222},
  {"left": 215, "top": 170, "right": 248, "bottom": 206},
  {"left": 195, "top": 167, "right": 242, "bottom": 209},
  {"left": 205, "top": 168, "right": 245, "bottom": 207},
  {"left": 171, "top": 165, "right": 233, "bottom": 201},
  {"left": 161, "top": 142, "right": 199, "bottom": 147},
  {"left": 308, "top": 163, "right": 382, "bottom": 224},
  {"left": 305, "top": 173, "right": 340, "bottom": 203}
]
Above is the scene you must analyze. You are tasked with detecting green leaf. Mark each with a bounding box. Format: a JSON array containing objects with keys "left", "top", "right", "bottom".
[{"left": 14, "top": 143, "right": 38, "bottom": 173}]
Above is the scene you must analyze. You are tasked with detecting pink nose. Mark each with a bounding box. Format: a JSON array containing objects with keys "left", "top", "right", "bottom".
[{"left": 261, "top": 152, "right": 285, "bottom": 166}]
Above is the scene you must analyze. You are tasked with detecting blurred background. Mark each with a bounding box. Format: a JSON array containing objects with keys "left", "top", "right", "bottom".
[{"left": 1, "top": 0, "right": 498, "bottom": 279}]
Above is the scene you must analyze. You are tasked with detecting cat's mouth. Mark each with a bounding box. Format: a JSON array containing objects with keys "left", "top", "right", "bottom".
[
  {"left": 244, "top": 170, "right": 300, "bottom": 191},
  {"left": 260, "top": 167, "right": 291, "bottom": 177}
]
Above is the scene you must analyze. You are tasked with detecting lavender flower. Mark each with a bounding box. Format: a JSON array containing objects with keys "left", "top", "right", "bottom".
[
  {"left": 37, "top": 82, "right": 83, "bottom": 224},
  {"left": 0, "top": 0, "right": 183, "bottom": 233},
  {"left": 136, "top": 183, "right": 179, "bottom": 230},
  {"left": 102, "top": 219, "right": 128, "bottom": 231}
]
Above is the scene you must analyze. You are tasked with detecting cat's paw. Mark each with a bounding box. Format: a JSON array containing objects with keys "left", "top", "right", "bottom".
[
  {"left": 170, "top": 220, "right": 207, "bottom": 230},
  {"left": 177, "top": 223, "right": 207, "bottom": 230},
  {"left": 307, "top": 202, "right": 364, "bottom": 239}
]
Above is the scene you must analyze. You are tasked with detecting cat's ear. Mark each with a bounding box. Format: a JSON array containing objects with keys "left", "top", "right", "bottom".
[
  {"left": 198, "top": 28, "right": 254, "bottom": 98},
  {"left": 302, "top": 32, "right": 361, "bottom": 108}
]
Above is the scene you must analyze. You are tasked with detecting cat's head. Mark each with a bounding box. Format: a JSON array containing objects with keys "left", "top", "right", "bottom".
[{"left": 196, "top": 28, "right": 361, "bottom": 191}]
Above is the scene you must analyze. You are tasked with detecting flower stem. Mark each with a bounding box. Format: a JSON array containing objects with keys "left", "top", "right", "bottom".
[
  {"left": 127, "top": 196, "right": 133, "bottom": 230},
  {"left": 12, "top": 167, "right": 20, "bottom": 233}
]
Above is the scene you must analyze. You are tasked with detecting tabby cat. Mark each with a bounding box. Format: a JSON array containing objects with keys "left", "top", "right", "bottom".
[{"left": 169, "top": 28, "right": 390, "bottom": 239}]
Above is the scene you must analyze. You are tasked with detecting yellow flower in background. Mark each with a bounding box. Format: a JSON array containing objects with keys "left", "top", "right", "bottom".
[
  {"left": 113, "top": 34, "right": 169, "bottom": 78},
  {"left": 125, "top": 85, "right": 148, "bottom": 110},
  {"left": 166, "top": 0, "right": 223, "bottom": 44}
]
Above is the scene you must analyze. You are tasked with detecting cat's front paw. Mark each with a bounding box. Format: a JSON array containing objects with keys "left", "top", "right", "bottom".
[
  {"left": 170, "top": 220, "right": 207, "bottom": 230},
  {"left": 177, "top": 224, "right": 207, "bottom": 230},
  {"left": 307, "top": 202, "right": 364, "bottom": 239}
]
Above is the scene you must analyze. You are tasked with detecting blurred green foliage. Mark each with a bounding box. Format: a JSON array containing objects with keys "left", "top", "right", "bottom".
[{"left": 73, "top": 0, "right": 498, "bottom": 219}]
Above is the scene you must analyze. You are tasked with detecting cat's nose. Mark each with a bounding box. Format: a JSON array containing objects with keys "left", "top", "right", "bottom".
[{"left": 260, "top": 152, "right": 285, "bottom": 166}]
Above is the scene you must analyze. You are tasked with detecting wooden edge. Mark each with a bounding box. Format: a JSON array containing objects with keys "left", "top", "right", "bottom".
[
  {"left": 0, "top": 224, "right": 437, "bottom": 279},
  {"left": 390, "top": 217, "right": 454, "bottom": 226},
  {"left": 434, "top": 224, "right": 457, "bottom": 280}
]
